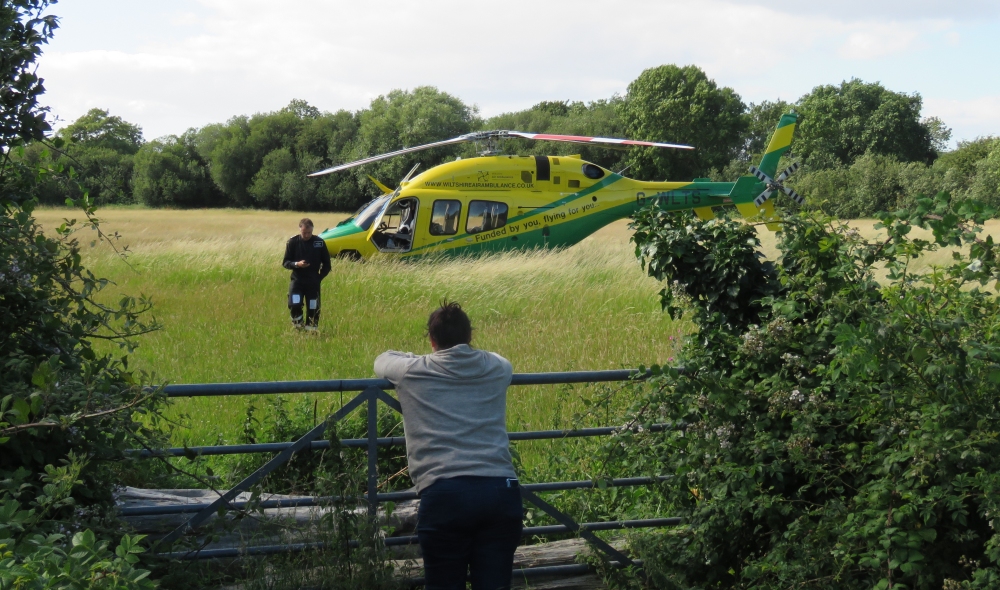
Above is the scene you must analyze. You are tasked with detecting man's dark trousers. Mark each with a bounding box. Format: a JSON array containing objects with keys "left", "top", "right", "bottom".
[
  {"left": 288, "top": 281, "right": 320, "bottom": 327},
  {"left": 417, "top": 476, "right": 523, "bottom": 590}
]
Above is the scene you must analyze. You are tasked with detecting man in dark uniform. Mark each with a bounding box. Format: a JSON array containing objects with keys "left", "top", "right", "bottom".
[{"left": 282, "top": 218, "right": 331, "bottom": 331}]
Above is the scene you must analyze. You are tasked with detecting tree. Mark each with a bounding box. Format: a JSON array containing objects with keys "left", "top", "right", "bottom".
[
  {"left": 486, "top": 98, "right": 626, "bottom": 171},
  {"left": 60, "top": 107, "right": 143, "bottom": 155},
  {"left": 351, "top": 86, "right": 477, "bottom": 195},
  {"left": 11, "top": 108, "right": 144, "bottom": 205},
  {"left": 193, "top": 100, "right": 365, "bottom": 210},
  {"left": 194, "top": 115, "right": 254, "bottom": 206},
  {"left": 132, "top": 130, "right": 223, "bottom": 207},
  {"left": 969, "top": 140, "right": 1000, "bottom": 208},
  {"left": 247, "top": 104, "right": 363, "bottom": 210},
  {"left": 617, "top": 65, "right": 746, "bottom": 182},
  {"left": 923, "top": 116, "right": 953, "bottom": 154},
  {"left": 935, "top": 137, "right": 999, "bottom": 197},
  {"left": 57, "top": 109, "right": 144, "bottom": 205},
  {"left": 0, "top": 0, "right": 52, "bottom": 150},
  {"left": 795, "top": 79, "right": 936, "bottom": 168}
]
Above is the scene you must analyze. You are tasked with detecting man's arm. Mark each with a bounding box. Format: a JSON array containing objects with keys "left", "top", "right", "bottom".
[
  {"left": 491, "top": 352, "right": 514, "bottom": 384},
  {"left": 282, "top": 237, "right": 297, "bottom": 270},
  {"left": 374, "top": 351, "right": 418, "bottom": 383},
  {"left": 318, "top": 239, "right": 332, "bottom": 281}
]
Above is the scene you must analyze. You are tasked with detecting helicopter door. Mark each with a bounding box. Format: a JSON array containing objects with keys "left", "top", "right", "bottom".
[{"left": 370, "top": 197, "right": 419, "bottom": 253}]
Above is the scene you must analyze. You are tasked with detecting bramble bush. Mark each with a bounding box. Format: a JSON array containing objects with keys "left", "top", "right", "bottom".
[{"left": 619, "top": 194, "right": 1000, "bottom": 589}]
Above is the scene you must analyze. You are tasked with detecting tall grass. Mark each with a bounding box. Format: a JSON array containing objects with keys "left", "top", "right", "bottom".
[
  {"left": 34, "top": 208, "right": 686, "bottom": 473},
  {"left": 35, "top": 208, "right": 998, "bottom": 475}
]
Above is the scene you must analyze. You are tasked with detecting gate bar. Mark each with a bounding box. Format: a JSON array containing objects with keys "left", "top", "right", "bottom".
[
  {"left": 122, "top": 477, "right": 672, "bottom": 517},
  {"left": 158, "top": 369, "right": 663, "bottom": 398},
  {"left": 136, "top": 424, "right": 672, "bottom": 458},
  {"left": 156, "top": 519, "right": 677, "bottom": 560}
]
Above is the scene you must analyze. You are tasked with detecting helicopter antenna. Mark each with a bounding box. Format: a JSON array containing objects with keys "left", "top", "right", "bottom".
[{"left": 614, "top": 164, "right": 633, "bottom": 176}]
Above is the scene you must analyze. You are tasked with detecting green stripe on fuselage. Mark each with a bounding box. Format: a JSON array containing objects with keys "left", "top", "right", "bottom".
[
  {"left": 401, "top": 199, "right": 640, "bottom": 258},
  {"left": 407, "top": 173, "right": 626, "bottom": 255},
  {"left": 319, "top": 222, "right": 365, "bottom": 240}
]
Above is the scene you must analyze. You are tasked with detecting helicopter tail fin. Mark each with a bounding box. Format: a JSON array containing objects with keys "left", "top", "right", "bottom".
[
  {"left": 728, "top": 112, "right": 799, "bottom": 230},
  {"left": 756, "top": 112, "right": 798, "bottom": 179}
]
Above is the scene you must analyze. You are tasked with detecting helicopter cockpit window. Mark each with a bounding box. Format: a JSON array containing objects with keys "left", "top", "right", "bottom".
[
  {"left": 355, "top": 195, "right": 391, "bottom": 230},
  {"left": 371, "top": 197, "right": 418, "bottom": 252},
  {"left": 582, "top": 163, "right": 605, "bottom": 180},
  {"left": 466, "top": 201, "right": 508, "bottom": 234},
  {"left": 429, "top": 200, "right": 461, "bottom": 236}
]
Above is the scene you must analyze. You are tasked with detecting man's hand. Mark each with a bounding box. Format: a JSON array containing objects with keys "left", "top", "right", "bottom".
[{"left": 295, "top": 260, "right": 311, "bottom": 268}]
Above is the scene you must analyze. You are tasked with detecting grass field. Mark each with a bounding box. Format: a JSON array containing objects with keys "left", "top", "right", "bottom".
[
  {"left": 33, "top": 207, "right": 688, "bottom": 467},
  {"left": 33, "top": 208, "right": 999, "bottom": 475}
]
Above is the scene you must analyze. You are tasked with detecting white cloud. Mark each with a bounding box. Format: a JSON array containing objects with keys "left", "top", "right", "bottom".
[
  {"left": 45, "top": 50, "right": 199, "bottom": 73},
  {"left": 839, "top": 24, "right": 921, "bottom": 59},
  {"left": 725, "top": 0, "right": 998, "bottom": 20},
  {"left": 35, "top": 0, "right": 997, "bottom": 140},
  {"left": 924, "top": 96, "right": 1000, "bottom": 142}
]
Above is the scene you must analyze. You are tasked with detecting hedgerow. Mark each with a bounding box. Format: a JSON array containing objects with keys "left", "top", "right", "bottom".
[{"left": 621, "top": 194, "right": 1000, "bottom": 589}]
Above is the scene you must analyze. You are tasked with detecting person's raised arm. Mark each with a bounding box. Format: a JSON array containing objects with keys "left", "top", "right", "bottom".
[{"left": 282, "top": 238, "right": 296, "bottom": 270}]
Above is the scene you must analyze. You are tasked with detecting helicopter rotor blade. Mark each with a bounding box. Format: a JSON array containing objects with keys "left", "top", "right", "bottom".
[
  {"left": 748, "top": 165, "right": 773, "bottom": 185},
  {"left": 308, "top": 130, "right": 694, "bottom": 177},
  {"left": 505, "top": 131, "right": 693, "bottom": 150},
  {"left": 753, "top": 189, "right": 774, "bottom": 207},
  {"left": 781, "top": 185, "right": 805, "bottom": 205},
  {"left": 775, "top": 162, "right": 800, "bottom": 182},
  {"left": 307, "top": 135, "right": 475, "bottom": 177}
]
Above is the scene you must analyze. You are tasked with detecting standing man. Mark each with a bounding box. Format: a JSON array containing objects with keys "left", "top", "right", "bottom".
[
  {"left": 374, "top": 302, "right": 522, "bottom": 590},
  {"left": 282, "top": 218, "right": 331, "bottom": 331}
]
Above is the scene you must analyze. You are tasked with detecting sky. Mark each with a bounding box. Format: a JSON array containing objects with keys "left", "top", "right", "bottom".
[{"left": 36, "top": 0, "right": 1000, "bottom": 146}]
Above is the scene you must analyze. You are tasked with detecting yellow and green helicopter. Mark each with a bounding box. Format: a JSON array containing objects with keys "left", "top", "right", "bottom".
[{"left": 309, "top": 113, "right": 801, "bottom": 260}]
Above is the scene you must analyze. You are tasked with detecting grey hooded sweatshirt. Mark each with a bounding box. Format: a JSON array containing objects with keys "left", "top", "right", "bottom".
[{"left": 374, "top": 344, "right": 516, "bottom": 493}]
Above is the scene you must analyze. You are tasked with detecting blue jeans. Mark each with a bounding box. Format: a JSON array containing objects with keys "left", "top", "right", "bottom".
[{"left": 417, "top": 476, "right": 524, "bottom": 590}]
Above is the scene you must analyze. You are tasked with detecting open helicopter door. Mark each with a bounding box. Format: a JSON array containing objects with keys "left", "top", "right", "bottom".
[
  {"left": 368, "top": 196, "right": 420, "bottom": 253},
  {"left": 364, "top": 163, "right": 422, "bottom": 254}
]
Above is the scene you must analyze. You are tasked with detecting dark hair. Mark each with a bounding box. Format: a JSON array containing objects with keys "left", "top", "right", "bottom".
[
  {"left": 299, "top": 218, "right": 314, "bottom": 228},
  {"left": 427, "top": 300, "right": 472, "bottom": 350}
]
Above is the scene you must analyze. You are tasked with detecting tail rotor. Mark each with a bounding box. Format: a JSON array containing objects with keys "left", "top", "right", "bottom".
[{"left": 749, "top": 162, "right": 804, "bottom": 207}]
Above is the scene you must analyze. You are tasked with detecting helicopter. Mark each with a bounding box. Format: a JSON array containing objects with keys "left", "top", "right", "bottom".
[{"left": 308, "top": 113, "right": 801, "bottom": 260}]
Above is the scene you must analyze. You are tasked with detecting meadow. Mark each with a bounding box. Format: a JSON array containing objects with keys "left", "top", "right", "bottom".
[
  {"left": 33, "top": 207, "right": 999, "bottom": 477},
  {"left": 33, "top": 207, "right": 688, "bottom": 471}
]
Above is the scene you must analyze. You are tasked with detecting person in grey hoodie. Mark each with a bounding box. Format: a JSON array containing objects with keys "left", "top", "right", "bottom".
[{"left": 374, "top": 301, "right": 522, "bottom": 590}]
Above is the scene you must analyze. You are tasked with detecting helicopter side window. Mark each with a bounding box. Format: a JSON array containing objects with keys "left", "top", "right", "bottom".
[
  {"left": 429, "top": 200, "right": 462, "bottom": 236},
  {"left": 582, "top": 163, "right": 605, "bottom": 180},
  {"left": 466, "top": 201, "right": 509, "bottom": 234}
]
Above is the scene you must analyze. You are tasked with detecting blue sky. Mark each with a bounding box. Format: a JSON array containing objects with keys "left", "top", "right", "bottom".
[{"left": 37, "top": 0, "right": 1000, "bottom": 146}]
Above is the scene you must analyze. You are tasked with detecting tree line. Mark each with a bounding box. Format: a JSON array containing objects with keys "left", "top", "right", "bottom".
[{"left": 21, "top": 65, "right": 1000, "bottom": 217}]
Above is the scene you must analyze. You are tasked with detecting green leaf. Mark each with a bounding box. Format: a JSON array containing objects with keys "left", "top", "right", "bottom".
[{"left": 10, "top": 399, "right": 30, "bottom": 425}]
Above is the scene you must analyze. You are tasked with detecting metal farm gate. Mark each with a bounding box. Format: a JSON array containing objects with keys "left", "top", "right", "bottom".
[{"left": 125, "top": 370, "right": 679, "bottom": 582}]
